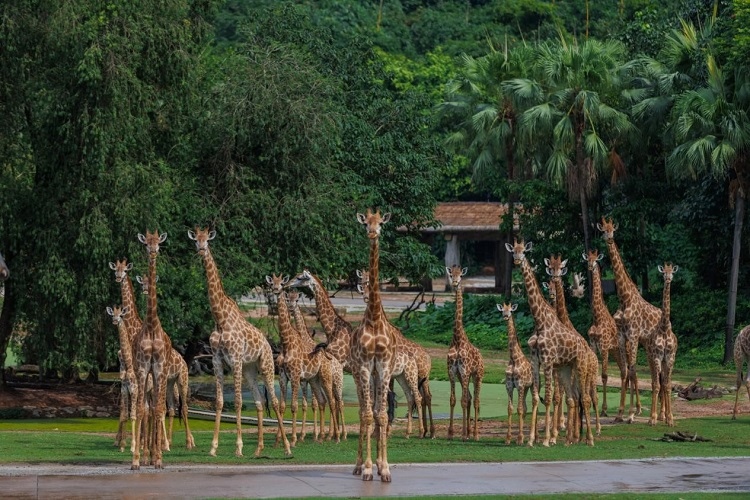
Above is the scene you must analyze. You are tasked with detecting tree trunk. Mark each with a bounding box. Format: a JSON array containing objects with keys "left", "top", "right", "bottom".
[
  {"left": 724, "top": 191, "right": 745, "bottom": 364},
  {"left": 0, "top": 280, "right": 17, "bottom": 387}
]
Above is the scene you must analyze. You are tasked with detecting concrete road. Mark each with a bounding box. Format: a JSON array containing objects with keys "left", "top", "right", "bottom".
[{"left": 2, "top": 457, "right": 749, "bottom": 499}]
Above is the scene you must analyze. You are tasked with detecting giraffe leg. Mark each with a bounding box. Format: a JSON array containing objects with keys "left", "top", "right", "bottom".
[
  {"left": 518, "top": 386, "right": 529, "bottom": 445},
  {"left": 542, "top": 367, "right": 553, "bottom": 447},
  {"left": 209, "top": 336, "right": 223, "bottom": 457},
  {"left": 420, "top": 379, "right": 435, "bottom": 439},
  {"left": 528, "top": 376, "right": 540, "bottom": 447},
  {"left": 299, "top": 382, "right": 309, "bottom": 443},
  {"left": 648, "top": 358, "right": 660, "bottom": 426},
  {"left": 233, "top": 365, "right": 245, "bottom": 457},
  {"left": 275, "top": 371, "right": 288, "bottom": 448},
  {"left": 600, "top": 351, "right": 609, "bottom": 417},
  {"left": 290, "top": 379, "right": 300, "bottom": 447},
  {"left": 472, "top": 377, "right": 481, "bottom": 441},
  {"left": 460, "top": 378, "right": 471, "bottom": 441},
  {"left": 179, "top": 370, "right": 195, "bottom": 449},
  {"left": 506, "top": 384, "right": 514, "bottom": 445},
  {"left": 115, "top": 380, "right": 128, "bottom": 451},
  {"left": 447, "top": 372, "right": 457, "bottom": 440}
]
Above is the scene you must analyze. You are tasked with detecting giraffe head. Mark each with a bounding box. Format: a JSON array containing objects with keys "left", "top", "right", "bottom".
[
  {"left": 658, "top": 262, "right": 679, "bottom": 284},
  {"left": 597, "top": 217, "right": 618, "bottom": 242},
  {"left": 187, "top": 227, "right": 216, "bottom": 255},
  {"left": 287, "top": 289, "right": 300, "bottom": 304},
  {"left": 356, "top": 268, "right": 370, "bottom": 303},
  {"left": 496, "top": 302, "right": 518, "bottom": 321},
  {"left": 544, "top": 254, "right": 568, "bottom": 281},
  {"left": 135, "top": 274, "right": 158, "bottom": 295},
  {"left": 137, "top": 230, "right": 167, "bottom": 259},
  {"left": 0, "top": 252, "right": 8, "bottom": 282},
  {"left": 266, "top": 273, "right": 290, "bottom": 295},
  {"left": 289, "top": 269, "right": 317, "bottom": 292},
  {"left": 570, "top": 272, "right": 586, "bottom": 298},
  {"left": 504, "top": 239, "right": 532, "bottom": 265},
  {"left": 542, "top": 281, "right": 556, "bottom": 304},
  {"left": 106, "top": 305, "right": 130, "bottom": 325},
  {"left": 446, "top": 265, "right": 467, "bottom": 289},
  {"left": 583, "top": 248, "right": 604, "bottom": 271},
  {"left": 109, "top": 259, "right": 134, "bottom": 283},
  {"left": 356, "top": 208, "right": 391, "bottom": 239}
]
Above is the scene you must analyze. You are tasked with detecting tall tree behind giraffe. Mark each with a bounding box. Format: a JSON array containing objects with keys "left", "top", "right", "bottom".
[
  {"left": 649, "top": 263, "right": 679, "bottom": 427},
  {"left": 583, "top": 249, "right": 627, "bottom": 418},
  {"left": 598, "top": 217, "right": 661, "bottom": 423},
  {"left": 188, "top": 227, "right": 291, "bottom": 458},
  {"left": 446, "top": 265, "right": 485, "bottom": 441},
  {"left": 350, "top": 209, "right": 397, "bottom": 482}
]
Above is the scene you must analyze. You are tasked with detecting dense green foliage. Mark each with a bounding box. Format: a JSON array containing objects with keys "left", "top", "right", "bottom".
[{"left": 2, "top": 0, "right": 750, "bottom": 376}]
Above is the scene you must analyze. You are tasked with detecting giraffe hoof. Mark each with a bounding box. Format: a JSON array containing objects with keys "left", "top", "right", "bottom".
[
  {"left": 362, "top": 473, "right": 374, "bottom": 481},
  {"left": 381, "top": 473, "right": 392, "bottom": 483},
  {"left": 353, "top": 466, "right": 362, "bottom": 476}
]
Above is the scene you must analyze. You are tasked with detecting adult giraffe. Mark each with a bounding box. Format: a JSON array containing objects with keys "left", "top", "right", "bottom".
[
  {"left": 597, "top": 217, "right": 659, "bottom": 423},
  {"left": 188, "top": 227, "right": 291, "bottom": 458},
  {"left": 351, "top": 208, "right": 397, "bottom": 482}
]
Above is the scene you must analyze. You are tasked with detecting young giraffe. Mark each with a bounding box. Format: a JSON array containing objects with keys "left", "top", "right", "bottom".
[
  {"left": 598, "top": 217, "right": 657, "bottom": 423},
  {"left": 135, "top": 273, "right": 194, "bottom": 450},
  {"left": 732, "top": 324, "right": 750, "bottom": 419},
  {"left": 446, "top": 265, "right": 485, "bottom": 441},
  {"left": 505, "top": 239, "right": 594, "bottom": 447},
  {"left": 106, "top": 305, "right": 138, "bottom": 454},
  {"left": 545, "top": 255, "right": 601, "bottom": 442},
  {"left": 356, "top": 269, "right": 428, "bottom": 438},
  {"left": 351, "top": 208, "right": 397, "bottom": 482},
  {"left": 288, "top": 271, "right": 351, "bottom": 438},
  {"left": 583, "top": 249, "right": 627, "bottom": 418},
  {"left": 648, "top": 263, "right": 679, "bottom": 427},
  {"left": 497, "top": 303, "right": 532, "bottom": 445},
  {"left": 267, "top": 273, "right": 339, "bottom": 445},
  {"left": 288, "top": 289, "right": 346, "bottom": 441},
  {"left": 131, "top": 230, "right": 171, "bottom": 469},
  {"left": 188, "top": 227, "right": 291, "bottom": 458}
]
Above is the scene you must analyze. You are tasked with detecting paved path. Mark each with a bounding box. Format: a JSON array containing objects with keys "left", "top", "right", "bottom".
[{"left": 2, "top": 457, "right": 749, "bottom": 499}]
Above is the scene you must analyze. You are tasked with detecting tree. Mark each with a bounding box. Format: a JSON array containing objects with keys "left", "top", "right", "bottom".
[{"left": 519, "top": 37, "right": 635, "bottom": 253}]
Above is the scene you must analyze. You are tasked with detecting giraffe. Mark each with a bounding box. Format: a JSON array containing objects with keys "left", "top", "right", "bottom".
[
  {"left": 109, "top": 259, "right": 142, "bottom": 451},
  {"left": 505, "top": 239, "right": 594, "bottom": 447},
  {"left": 131, "top": 230, "right": 171, "bottom": 469},
  {"left": 135, "top": 273, "right": 194, "bottom": 450},
  {"left": 648, "top": 263, "right": 679, "bottom": 427},
  {"left": 497, "top": 303, "right": 532, "bottom": 445},
  {"left": 732, "top": 324, "right": 750, "bottom": 419},
  {"left": 544, "top": 255, "right": 601, "bottom": 443},
  {"left": 188, "top": 227, "right": 291, "bottom": 458},
  {"left": 583, "top": 249, "right": 627, "bottom": 418},
  {"left": 350, "top": 208, "right": 397, "bottom": 482},
  {"left": 267, "top": 273, "right": 339, "bottom": 445},
  {"left": 356, "top": 269, "right": 431, "bottom": 438},
  {"left": 598, "top": 217, "right": 659, "bottom": 423},
  {"left": 288, "top": 289, "right": 345, "bottom": 441},
  {"left": 106, "top": 305, "right": 138, "bottom": 453},
  {"left": 446, "top": 265, "right": 485, "bottom": 441}
]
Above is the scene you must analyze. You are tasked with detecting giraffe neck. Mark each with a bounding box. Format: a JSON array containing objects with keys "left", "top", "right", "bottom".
[
  {"left": 452, "top": 285, "right": 468, "bottom": 344},
  {"left": 201, "top": 248, "right": 230, "bottom": 325},
  {"left": 521, "top": 257, "right": 554, "bottom": 322},
  {"left": 590, "top": 264, "right": 609, "bottom": 324},
  {"left": 276, "top": 290, "right": 297, "bottom": 351},
  {"left": 661, "top": 280, "right": 672, "bottom": 323},
  {"left": 117, "top": 320, "right": 136, "bottom": 371},
  {"left": 291, "top": 301, "right": 307, "bottom": 336},
  {"left": 120, "top": 276, "right": 142, "bottom": 332},
  {"left": 552, "top": 277, "right": 573, "bottom": 329},
  {"left": 310, "top": 274, "right": 345, "bottom": 337},
  {"left": 606, "top": 239, "right": 640, "bottom": 305},
  {"left": 146, "top": 255, "right": 161, "bottom": 335},
  {"left": 365, "top": 236, "right": 385, "bottom": 324},
  {"left": 507, "top": 316, "right": 524, "bottom": 363}
]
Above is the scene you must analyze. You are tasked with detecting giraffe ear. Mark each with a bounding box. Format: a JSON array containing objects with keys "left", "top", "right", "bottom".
[
  {"left": 511, "top": 303, "right": 518, "bottom": 312},
  {"left": 658, "top": 265, "right": 664, "bottom": 273},
  {"left": 613, "top": 223, "right": 618, "bottom": 231},
  {"left": 356, "top": 269, "right": 363, "bottom": 278},
  {"left": 381, "top": 212, "right": 391, "bottom": 223},
  {"left": 106, "top": 307, "right": 113, "bottom": 316},
  {"left": 357, "top": 284, "right": 364, "bottom": 295},
  {"left": 125, "top": 262, "right": 133, "bottom": 271},
  {"left": 282, "top": 275, "right": 290, "bottom": 285},
  {"left": 581, "top": 252, "right": 587, "bottom": 262},
  {"left": 461, "top": 267, "right": 468, "bottom": 276},
  {"left": 122, "top": 306, "right": 130, "bottom": 316},
  {"left": 187, "top": 230, "right": 196, "bottom": 240},
  {"left": 542, "top": 282, "right": 549, "bottom": 290},
  {"left": 356, "top": 213, "right": 367, "bottom": 224},
  {"left": 504, "top": 243, "right": 513, "bottom": 253},
  {"left": 109, "top": 262, "right": 116, "bottom": 270},
  {"left": 265, "top": 275, "right": 273, "bottom": 285},
  {"left": 445, "top": 267, "right": 451, "bottom": 276},
  {"left": 135, "top": 275, "right": 143, "bottom": 284},
  {"left": 544, "top": 258, "right": 550, "bottom": 266},
  {"left": 561, "top": 259, "right": 568, "bottom": 268},
  {"left": 560, "top": 267, "right": 568, "bottom": 276},
  {"left": 159, "top": 232, "right": 168, "bottom": 243},
  {"left": 597, "top": 253, "right": 604, "bottom": 262},
  {"left": 673, "top": 265, "right": 679, "bottom": 272},
  {"left": 524, "top": 241, "right": 533, "bottom": 252},
  {"left": 545, "top": 268, "right": 552, "bottom": 276},
  {"left": 496, "top": 303, "right": 502, "bottom": 312},
  {"left": 137, "top": 233, "right": 146, "bottom": 244},
  {"left": 208, "top": 230, "right": 216, "bottom": 240},
  {"left": 596, "top": 222, "right": 604, "bottom": 231}
]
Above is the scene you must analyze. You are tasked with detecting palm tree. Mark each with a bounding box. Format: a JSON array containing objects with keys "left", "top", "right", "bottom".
[
  {"left": 439, "top": 41, "right": 541, "bottom": 296},
  {"left": 667, "top": 56, "right": 750, "bottom": 363},
  {"left": 519, "top": 36, "right": 634, "bottom": 252}
]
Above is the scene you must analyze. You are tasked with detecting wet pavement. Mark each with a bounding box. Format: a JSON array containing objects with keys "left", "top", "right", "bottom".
[{"left": 2, "top": 457, "right": 749, "bottom": 499}]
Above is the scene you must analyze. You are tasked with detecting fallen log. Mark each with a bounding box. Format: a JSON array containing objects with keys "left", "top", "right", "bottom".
[{"left": 653, "top": 431, "right": 712, "bottom": 443}]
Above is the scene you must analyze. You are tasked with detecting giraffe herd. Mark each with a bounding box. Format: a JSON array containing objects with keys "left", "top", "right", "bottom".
[{"left": 93, "top": 212, "right": 750, "bottom": 481}]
